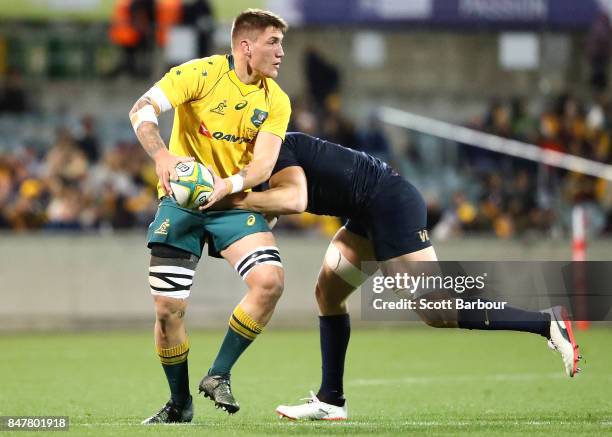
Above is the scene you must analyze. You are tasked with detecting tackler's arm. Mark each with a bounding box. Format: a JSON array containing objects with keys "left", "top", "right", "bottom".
[{"left": 226, "top": 166, "right": 308, "bottom": 216}]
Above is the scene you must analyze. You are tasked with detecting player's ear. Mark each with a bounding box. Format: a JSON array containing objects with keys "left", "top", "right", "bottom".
[{"left": 239, "top": 40, "right": 251, "bottom": 58}]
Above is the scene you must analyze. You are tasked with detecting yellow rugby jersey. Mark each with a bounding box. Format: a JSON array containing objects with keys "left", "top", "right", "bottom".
[{"left": 156, "top": 54, "right": 291, "bottom": 188}]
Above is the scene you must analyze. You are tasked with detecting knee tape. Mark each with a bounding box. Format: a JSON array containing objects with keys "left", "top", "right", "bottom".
[{"left": 324, "top": 243, "right": 369, "bottom": 288}]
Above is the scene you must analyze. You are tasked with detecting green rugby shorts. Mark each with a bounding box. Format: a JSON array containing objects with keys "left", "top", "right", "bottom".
[{"left": 146, "top": 197, "right": 270, "bottom": 258}]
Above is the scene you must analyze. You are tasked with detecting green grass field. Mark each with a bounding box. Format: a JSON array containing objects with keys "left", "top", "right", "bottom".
[{"left": 1, "top": 328, "right": 611, "bottom": 436}]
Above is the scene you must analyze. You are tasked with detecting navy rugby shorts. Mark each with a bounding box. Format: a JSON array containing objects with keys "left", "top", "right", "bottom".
[{"left": 345, "top": 174, "right": 431, "bottom": 261}]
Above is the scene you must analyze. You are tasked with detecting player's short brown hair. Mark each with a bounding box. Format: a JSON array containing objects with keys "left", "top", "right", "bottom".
[{"left": 231, "top": 9, "right": 288, "bottom": 43}]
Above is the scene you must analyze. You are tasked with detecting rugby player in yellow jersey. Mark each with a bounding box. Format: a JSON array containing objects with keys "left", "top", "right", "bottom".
[{"left": 128, "top": 9, "right": 291, "bottom": 424}]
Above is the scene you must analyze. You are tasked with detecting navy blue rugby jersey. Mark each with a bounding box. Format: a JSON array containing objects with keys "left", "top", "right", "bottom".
[{"left": 272, "top": 132, "right": 394, "bottom": 217}]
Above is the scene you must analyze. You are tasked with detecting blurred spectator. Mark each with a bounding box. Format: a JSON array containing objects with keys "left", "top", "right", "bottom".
[
  {"left": 539, "top": 106, "right": 563, "bottom": 153},
  {"left": 510, "top": 97, "right": 537, "bottom": 143},
  {"left": 288, "top": 96, "right": 318, "bottom": 135},
  {"left": 432, "top": 191, "right": 477, "bottom": 239},
  {"left": 357, "top": 114, "right": 392, "bottom": 162},
  {"left": 556, "top": 93, "right": 586, "bottom": 151},
  {"left": 96, "top": 144, "right": 157, "bottom": 228},
  {"left": 182, "top": 0, "right": 215, "bottom": 58},
  {"left": 86, "top": 148, "right": 140, "bottom": 200},
  {"left": 44, "top": 127, "right": 88, "bottom": 182},
  {"left": 156, "top": 0, "right": 182, "bottom": 49},
  {"left": 320, "top": 94, "right": 359, "bottom": 147},
  {"left": 9, "top": 178, "right": 48, "bottom": 230},
  {"left": 486, "top": 101, "right": 513, "bottom": 138},
  {"left": 45, "top": 179, "right": 83, "bottom": 230},
  {"left": 462, "top": 99, "right": 508, "bottom": 173},
  {"left": 109, "top": 0, "right": 155, "bottom": 78},
  {"left": 304, "top": 46, "right": 340, "bottom": 110},
  {"left": 0, "top": 69, "right": 29, "bottom": 113},
  {"left": 76, "top": 115, "right": 101, "bottom": 163},
  {"left": 506, "top": 170, "right": 538, "bottom": 234},
  {"left": 586, "top": 93, "right": 607, "bottom": 132},
  {"left": 586, "top": 12, "right": 611, "bottom": 93},
  {"left": 0, "top": 159, "right": 15, "bottom": 228},
  {"left": 321, "top": 112, "right": 359, "bottom": 148}
]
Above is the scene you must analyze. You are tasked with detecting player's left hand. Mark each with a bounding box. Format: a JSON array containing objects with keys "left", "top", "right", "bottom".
[{"left": 199, "top": 166, "right": 229, "bottom": 210}]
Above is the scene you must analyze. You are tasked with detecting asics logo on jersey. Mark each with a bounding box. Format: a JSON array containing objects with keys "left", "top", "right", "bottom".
[
  {"left": 212, "top": 131, "right": 253, "bottom": 144},
  {"left": 210, "top": 100, "right": 227, "bottom": 115},
  {"left": 235, "top": 100, "right": 248, "bottom": 110},
  {"left": 246, "top": 215, "right": 256, "bottom": 226}
]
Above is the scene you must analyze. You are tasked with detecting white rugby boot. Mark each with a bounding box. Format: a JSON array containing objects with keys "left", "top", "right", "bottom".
[
  {"left": 543, "top": 306, "right": 582, "bottom": 377},
  {"left": 276, "top": 391, "right": 348, "bottom": 420}
]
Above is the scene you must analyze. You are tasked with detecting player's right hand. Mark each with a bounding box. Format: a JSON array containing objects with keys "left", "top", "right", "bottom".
[
  {"left": 199, "top": 166, "right": 230, "bottom": 211},
  {"left": 153, "top": 149, "right": 195, "bottom": 196}
]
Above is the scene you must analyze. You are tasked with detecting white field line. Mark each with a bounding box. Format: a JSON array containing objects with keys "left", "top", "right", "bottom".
[
  {"left": 347, "top": 372, "right": 564, "bottom": 386},
  {"left": 72, "top": 419, "right": 612, "bottom": 427},
  {"left": 65, "top": 372, "right": 612, "bottom": 429}
]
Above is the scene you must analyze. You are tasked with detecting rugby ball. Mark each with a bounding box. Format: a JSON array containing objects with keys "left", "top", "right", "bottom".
[{"left": 170, "top": 161, "right": 214, "bottom": 209}]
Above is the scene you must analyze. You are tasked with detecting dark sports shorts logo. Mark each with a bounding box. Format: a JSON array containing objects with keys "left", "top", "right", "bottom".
[{"left": 417, "top": 229, "right": 429, "bottom": 242}]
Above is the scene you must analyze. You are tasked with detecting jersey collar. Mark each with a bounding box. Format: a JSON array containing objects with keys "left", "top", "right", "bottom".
[{"left": 227, "top": 54, "right": 263, "bottom": 96}]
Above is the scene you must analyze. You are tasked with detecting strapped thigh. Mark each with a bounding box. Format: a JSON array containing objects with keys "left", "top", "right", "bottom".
[
  {"left": 149, "top": 244, "right": 199, "bottom": 299},
  {"left": 324, "top": 241, "right": 370, "bottom": 288},
  {"left": 233, "top": 246, "right": 282, "bottom": 280}
]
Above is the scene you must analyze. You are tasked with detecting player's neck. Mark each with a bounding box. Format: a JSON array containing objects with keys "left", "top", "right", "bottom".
[{"left": 232, "top": 55, "right": 263, "bottom": 85}]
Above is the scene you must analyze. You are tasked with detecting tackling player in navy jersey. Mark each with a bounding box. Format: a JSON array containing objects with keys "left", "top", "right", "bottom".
[{"left": 220, "top": 132, "right": 582, "bottom": 420}]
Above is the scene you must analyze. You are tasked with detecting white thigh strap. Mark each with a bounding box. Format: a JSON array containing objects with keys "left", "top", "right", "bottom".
[
  {"left": 149, "top": 265, "right": 194, "bottom": 300},
  {"left": 234, "top": 246, "right": 283, "bottom": 280},
  {"left": 324, "top": 242, "right": 369, "bottom": 288}
]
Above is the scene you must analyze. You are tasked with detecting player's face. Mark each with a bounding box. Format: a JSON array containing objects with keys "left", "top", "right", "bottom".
[{"left": 249, "top": 26, "right": 284, "bottom": 79}]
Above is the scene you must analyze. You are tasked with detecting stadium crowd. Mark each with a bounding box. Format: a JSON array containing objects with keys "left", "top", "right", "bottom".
[
  {"left": 2, "top": 1, "right": 610, "bottom": 238},
  {"left": 1, "top": 38, "right": 612, "bottom": 236},
  {"left": 1, "top": 89, "right": 612, "bottom": 237},
  {"left": 0, "top": 119, "right": 159, "bottom": 231},
  {"left": 435, "top": 93, "right": 612, "bottom": 238}
]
